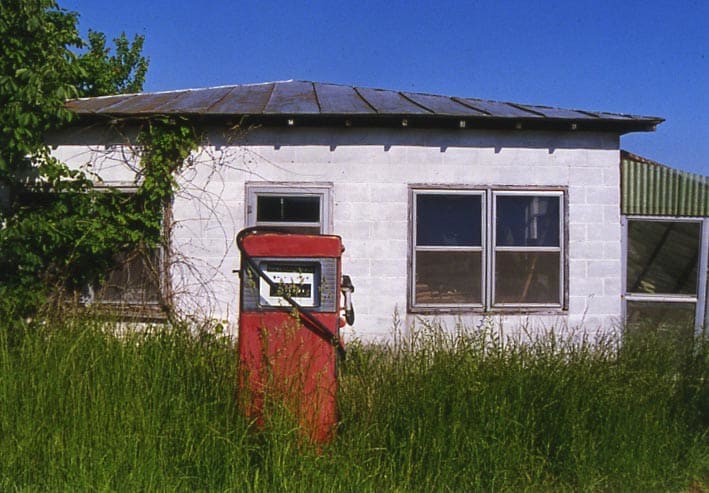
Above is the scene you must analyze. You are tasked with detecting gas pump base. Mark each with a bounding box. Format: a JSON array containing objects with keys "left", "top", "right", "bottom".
[{"left": 237, "top": 229, "right": 347, "bottom": 444}]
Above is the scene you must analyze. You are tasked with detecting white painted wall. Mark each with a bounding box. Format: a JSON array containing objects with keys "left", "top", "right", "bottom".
[{"left": 51, "top": 125, "right": 623, "bottom": 341}]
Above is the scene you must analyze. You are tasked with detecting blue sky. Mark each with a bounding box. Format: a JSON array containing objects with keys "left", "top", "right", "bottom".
[{"left": 62, "top": 0, "right": 709, "bottom": 175}]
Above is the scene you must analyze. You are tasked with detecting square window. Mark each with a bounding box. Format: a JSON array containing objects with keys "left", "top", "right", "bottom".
[
  {"left": 496, "top": 196, "right": 560, "bottom": 247},
  {"left": 626, "top": 220, "right": 700, "bottom": 295},
  {"left": 494, "top": 251, "right": 560, "bottom": 304},
  {"left": 415, "top": 251, "right": 482, "bottom": 304},
  {"left": 416, "top": 194, "right": 482, "bottom": 246},
  {"left": 90, "top": 247, "right": 162, "bottom": 305}
]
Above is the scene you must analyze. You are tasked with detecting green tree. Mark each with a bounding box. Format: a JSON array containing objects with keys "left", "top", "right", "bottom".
[
  {"left": 0, "top": 0, "right": 154, "bottom": 319},
  {"left": 77, "top": 30, "right": 148, "bottom": 97}
]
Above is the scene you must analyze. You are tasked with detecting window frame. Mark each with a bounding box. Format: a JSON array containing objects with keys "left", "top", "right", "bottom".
[
  {"left": 622, "top": 215, "right": 709, "bottom": 335},
  {"left": 80, "top": 185, "right": 167, "bottom": 311},
  {"left": 411, "top": 189, "right": 486, "bottom": 309},
  {"left": 245, "top": 182, "right": 333, "bottom": 234},
  {"left": 491, "top": 190, "right": 565, "bottom": 309},
  {"left": 409, "top": 186, "right": 567, "bottom": 313}
]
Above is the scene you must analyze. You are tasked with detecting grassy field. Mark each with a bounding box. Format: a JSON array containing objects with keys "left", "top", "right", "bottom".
[{"left": 0, "top": 315, "right": 706, "bottom": 491}]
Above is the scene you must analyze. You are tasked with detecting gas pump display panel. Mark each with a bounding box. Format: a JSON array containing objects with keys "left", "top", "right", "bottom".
[
  {"left": 241, "top": 257, "right": 339, "bottom": 313},
  {"left": 259, "top": 262, "right": 319, "bottom": 308}
]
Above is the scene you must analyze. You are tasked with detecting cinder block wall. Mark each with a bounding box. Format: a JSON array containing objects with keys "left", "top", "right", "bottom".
[
  {"left": 170, "top": 127, "right": 622, "bottom": 340},
  {"left": 52, "top": 126, "right": 623, "bottom": 340}
]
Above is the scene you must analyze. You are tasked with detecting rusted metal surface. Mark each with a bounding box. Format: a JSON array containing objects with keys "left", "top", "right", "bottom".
[
  {"left": 65, "top": 80, "right": 663, "bottom": 133},
  {"left": 621, "top": 151, "right": 709, "bottom": 217},
  {"left": 265, "top": 80, "right": 319, "bottom": 114},
  {"left": 403, "top": 92, "right": 487, "bottom": 116},
  {"left": 313, "top": 82, "right": 374, "bottom": 114}
]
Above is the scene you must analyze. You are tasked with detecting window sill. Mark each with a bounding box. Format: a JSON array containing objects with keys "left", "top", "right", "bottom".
[
  {"left": 76, "top": 302, "right": 169, "bottom": 323},
  {"left": 408, "top": 306, "right": 568, "bottom": 316}
]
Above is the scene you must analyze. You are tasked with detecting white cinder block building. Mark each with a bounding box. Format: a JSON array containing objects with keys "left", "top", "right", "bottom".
[{"left": 48, "top": 81, "right": 708, "bottom": 340}]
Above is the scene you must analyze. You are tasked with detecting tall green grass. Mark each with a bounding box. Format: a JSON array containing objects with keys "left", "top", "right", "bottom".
[{"left": 0, "top": 315, "right": 706, "bottom": 491}]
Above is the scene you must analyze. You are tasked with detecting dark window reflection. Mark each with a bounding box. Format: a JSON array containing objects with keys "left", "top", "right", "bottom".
[
  {"left": 257, "top": 196, "right": 320, "bottom": 223},
  {"left": 626, "top": 301, "right": 695, "bottom": 335},
  {"left": 416, "top": 194, "right": 481, "bottom": 246},
  {"left": 416, "top": 251, "right": 482, "bottom": 304},
  {"left": 495, "top": 252, "right": 560, "bottom": 304},
  {"left": 627, "top": 221, "right": 700, "bottom": 295},
  {"left": 496, "top": 196, "right": 559, "bottom": 247}
]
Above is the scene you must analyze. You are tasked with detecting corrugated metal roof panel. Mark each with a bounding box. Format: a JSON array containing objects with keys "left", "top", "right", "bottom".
[
  {"left": 153, "top": 86, "right": 235, "bottom": 113},
  {"left": 91, "top": 92, "right": 183, "bottom": 114},
  {"left": 314, "top": 82, "right": 376, "bottom": 114},
  {"left": 355, "top": 87, "right": 432, "bottom": 114},
  {"left": 207, "top": 83, "right": 274, "bottom": 114},
  {"left": 457, "top": 98, "right": 544, "bottom": 118},
  {"left": 514, "top": 104, "right": 594, "bottom": 120},
  {"left": 402, "top": 92, "right": 489, "bottom": 116},
  {"left": 65, "top": 94, "right": 129, "bottom": 113},
  {"left": 264, "top": 80, "right": 319, "bottom": 114},
  {"left": 621, "top": 151, "right": 709, "bottom": 217}
]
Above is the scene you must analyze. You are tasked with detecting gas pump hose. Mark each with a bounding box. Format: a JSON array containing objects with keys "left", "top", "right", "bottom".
[{"left": 236, "top": 227, "right": 346, "bottom": 360}]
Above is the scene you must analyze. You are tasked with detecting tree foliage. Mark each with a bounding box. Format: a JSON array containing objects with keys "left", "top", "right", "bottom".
[
  {"left": 76, "top": 30, "right": 148, "bottom": 97},
  {"left": 0, "top": 0, "right": 82, "bottom": 188},
  {"left": 0, "top": 0, "right": 186, "bottom": 320}
]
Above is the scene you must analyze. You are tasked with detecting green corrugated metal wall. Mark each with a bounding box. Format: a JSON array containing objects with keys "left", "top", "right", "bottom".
[{"left": 621, "top": 152, "right": 709, "bottom": 217}]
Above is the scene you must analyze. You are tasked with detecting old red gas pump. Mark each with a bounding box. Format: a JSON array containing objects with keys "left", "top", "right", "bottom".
[{"left": 236, "top": 228, "right": 354, "bottom": 444}]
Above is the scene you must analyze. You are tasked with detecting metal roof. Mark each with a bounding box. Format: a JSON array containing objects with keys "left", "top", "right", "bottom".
[
  {"left": 65, "top": 80, "right": 663, "bottom": 134},
  {"left": 621, "top": 151, "right": 709, "bottom": 217}
]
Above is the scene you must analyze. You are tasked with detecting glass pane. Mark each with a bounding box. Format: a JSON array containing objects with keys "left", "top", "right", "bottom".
[
  {"left": 626, "top": 301, "right": 695, "bottom": 335},
  {"left": 627, "top": 220, "right": 700, "bottom": 295},
  {"left": 416, "top": 194, "right": 481, "bottom": 246},
  {"left": 415, "top": 251, "right": 482, "bottom": 304},
  {"left": 97, "top": 249, "right": 160, "bottom": 303},
  {"left": 257, "top": 195, "right": 320, "bottom": 223},
  {"left": 495, "top": 251, "right": 560, "bottom": 304},
  {"left": 258, "top": 225, "right": 321, "bottom": 235},
  {"left": 496, "top": 195, "right": 560, "bottom": 247}
]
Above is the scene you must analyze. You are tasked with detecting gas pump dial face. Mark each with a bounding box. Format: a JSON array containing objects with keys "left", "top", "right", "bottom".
[{"left": 258, "top": 262, "right": 318, "bottom": 308}]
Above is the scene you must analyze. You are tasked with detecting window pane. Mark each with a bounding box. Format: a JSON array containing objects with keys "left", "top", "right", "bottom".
[
  {"left": 96, "top": 249, "right": 160, "bottom": 304},
  {"left": 257, "top": 196, "right": 320, "bottom": 223},
  {"left": 265, "top": 226, "right": 321, "bottom": 235},
  {"left": 627, "top": 220, "right": 700, "bottom": 295},
  {"left": 496, "top": 195, "right": 560, "bottom": 247},
  {"left": 415, "top": 251, "right": 482, "bottom": 304},
  {"left": 495, "top": 252, "right": 560, "bottom": 304},
  {"left": 626, "top": 301, "right": 695, "bottom": 336},
  {"left": 416, "top": 194, "right": 481, "bottom": 246}
]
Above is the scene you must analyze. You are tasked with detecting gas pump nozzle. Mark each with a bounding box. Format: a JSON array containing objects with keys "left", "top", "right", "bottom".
[{"left": 341, "top": 275, "right": 355, "bottom": 326}]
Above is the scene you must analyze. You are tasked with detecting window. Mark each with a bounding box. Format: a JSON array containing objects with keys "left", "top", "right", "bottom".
[
  {"left": 624, "top": 217, "right": 706, "bottom": 334},
  {"left": 246, "top": 184, "right": 332, "bottom": 234},
  {"left": 413, "top": 193, "right": 484, "bottom": 306},
  {"left": 81, "top": 189, "right": 165, "bottom": 310},
  {"left": 411, "top": 188, "right": 564, "bottom": 311},
  {"left": 84, "top": 247, "right": 162, "bottom": 305},
  {"left": 493, "top": 192, "right": 562, "bottom": 306}
]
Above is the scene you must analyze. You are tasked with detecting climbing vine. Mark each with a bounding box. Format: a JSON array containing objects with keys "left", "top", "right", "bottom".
[
  {"left": 135, "top": 117, "right": 200, "bottom": 246},
  {"left": 0, "top": 117, "right": 200, "bottom": 321}
]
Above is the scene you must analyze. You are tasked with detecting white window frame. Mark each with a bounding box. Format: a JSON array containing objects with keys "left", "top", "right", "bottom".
[
  {"left": 245, "top": 183, "right": 333, "bottom": 234},
  {"left": 410, "top": 187, "right": 566, "bottom": 312},
  {"left": 622, "top": 215, "right": 709, "bottom": 335},
  {"left": 412, "top": 189, "right": 486, "bottom": 309},
  {"left": 491, "top": 190, "right": 564, "bottom": 309}
]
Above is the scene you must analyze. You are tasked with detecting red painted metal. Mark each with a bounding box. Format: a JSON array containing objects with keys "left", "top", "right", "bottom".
[{"left": 238, "top": 231, "right": 342, "bottom": 444}]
